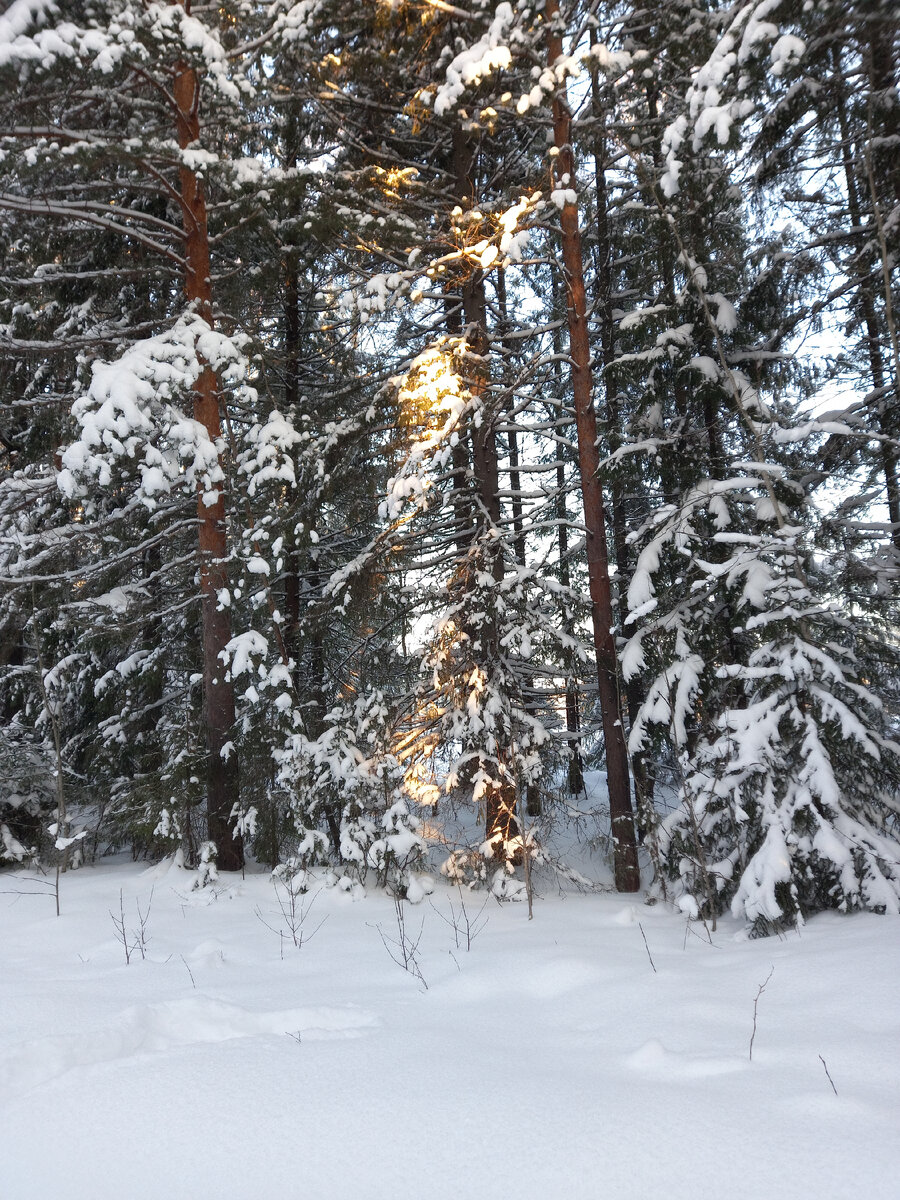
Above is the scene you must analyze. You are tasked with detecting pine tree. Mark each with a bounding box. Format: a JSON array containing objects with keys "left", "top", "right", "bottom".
[
  {"left": 622, "top": 0, "right": 900, "bottom": 926},
  {"left": 0, "top": 0, "right": 296, "bottom": 869}
]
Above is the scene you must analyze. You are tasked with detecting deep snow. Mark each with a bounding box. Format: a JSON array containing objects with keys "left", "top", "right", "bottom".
[{"left": 1, "top": 856, "right": 898, "bottom": 1200}]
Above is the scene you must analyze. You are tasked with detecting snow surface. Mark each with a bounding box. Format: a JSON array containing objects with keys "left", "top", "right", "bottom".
[{"left": 1, "top": 858, "right": 898, "bottom": 1199}]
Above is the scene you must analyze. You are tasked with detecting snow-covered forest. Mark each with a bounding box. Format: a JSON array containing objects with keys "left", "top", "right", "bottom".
[
  {"left": 3, "top": 0, "right": 898, "bottom": 924},
  {"left": 1, "top": 2, "right": 899, "bottom": 1194}
]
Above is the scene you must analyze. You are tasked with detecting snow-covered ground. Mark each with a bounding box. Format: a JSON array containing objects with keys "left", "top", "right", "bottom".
[{"left": 2, "top": 856, "right": 898, "bottom": 1200}]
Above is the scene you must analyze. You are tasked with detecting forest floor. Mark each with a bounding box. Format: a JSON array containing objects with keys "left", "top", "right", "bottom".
[{"left": 1, "top": 817, "right": 898, "bottom": 1200}]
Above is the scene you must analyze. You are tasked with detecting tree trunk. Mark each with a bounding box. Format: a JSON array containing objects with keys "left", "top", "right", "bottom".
[
  {"left": 495, "top": 268, "right": 527, "bottom": 569},
  {"left": 833, "top": 54, "right": 900, "bottom": 549},
  {"left": 282, "top": 260, "right": 306, "bottom": 691},
  {"left": 443, "top": 286, "right": 477, "bottom": 552},
  {"left": 587, "top": 55, "right": 654, "bottom": 826},
  {"left": 548, "top": 271, "right": 585, "bottom": 796},
  {"left": 546, "top": 0, "right": 639, "bottom": 891},
  {"left": 452, "top": 128, "right": 520, "bottom": 856},
  {"left": 173, "top": 48, "right": 242, "bottom": 871},
  {"left": 497, "top": 267, "right": 541, "bottom": 815}
]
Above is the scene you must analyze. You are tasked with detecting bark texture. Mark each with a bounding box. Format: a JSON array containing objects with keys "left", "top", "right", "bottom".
[
  {"left": 545, "top": 0, "right": 639, "bottom": 890},
  {"left": 174, "top": 48, "right": 242, "bottom": 871}
]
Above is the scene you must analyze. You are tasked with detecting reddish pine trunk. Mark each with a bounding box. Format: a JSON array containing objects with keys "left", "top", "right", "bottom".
[
  {"left": 174, "top": 50, "right": 242, "bottom": 871},
  {"left": 545, "top": 0, "right": 639, "bottom": 891}
]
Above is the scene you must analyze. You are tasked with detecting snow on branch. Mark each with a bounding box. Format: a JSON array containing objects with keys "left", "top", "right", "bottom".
[
  {"left": 0, "top": 0, "right": 253, "bottom": 103},
  {"left": 237, "top": 411, "right": 303, "bottom": 497},
  {"left": 58, "top": 313, "right": 256, "bottom": 511},
  {"left": 429, "top": 2, "right": 516, "bottom": 117},
  {"left": 381, "top": 340, "right": 472, "bottom": 521},
  {"left": 659, "top": 0, "right": 805, "bottom": 197}
]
